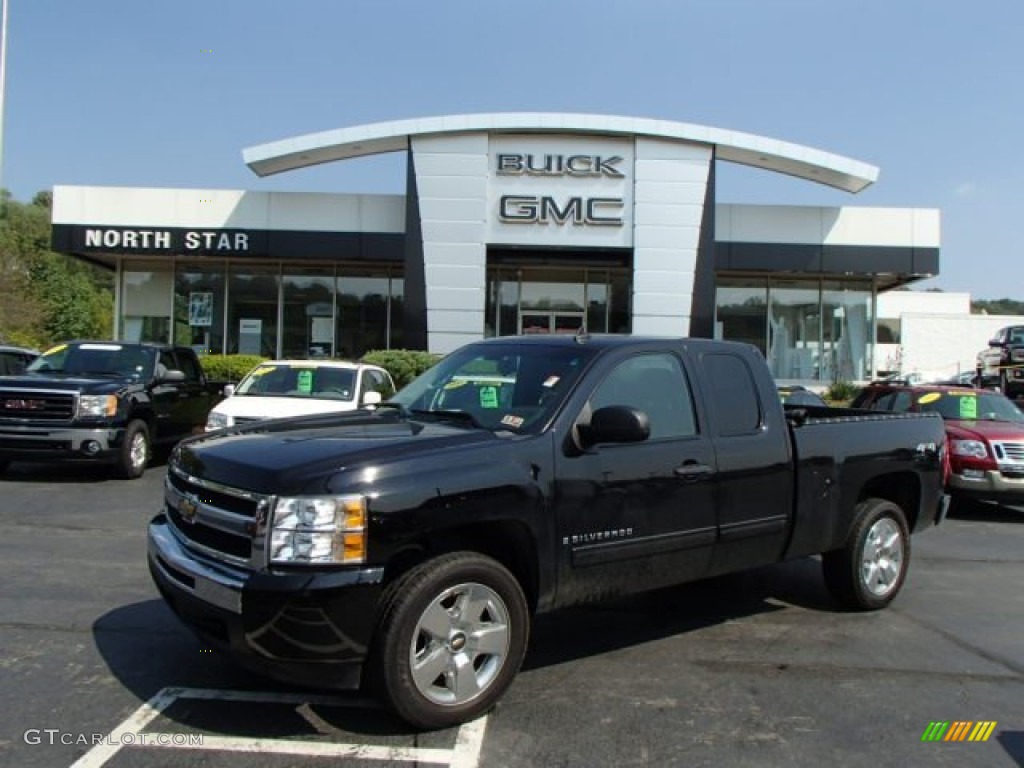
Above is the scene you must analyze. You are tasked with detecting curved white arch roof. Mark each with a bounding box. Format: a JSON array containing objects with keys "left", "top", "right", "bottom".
[{"left": 243, "top": 113, "right": 878, "bottom": 193}]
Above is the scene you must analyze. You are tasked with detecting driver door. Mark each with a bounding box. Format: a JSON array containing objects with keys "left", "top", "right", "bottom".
[{"left": 552, "top": 351, "right": 718, "bottom": 605}]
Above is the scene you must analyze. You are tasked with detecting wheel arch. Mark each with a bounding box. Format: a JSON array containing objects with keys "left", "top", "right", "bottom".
[
  {"left": 381, "top": 519, "right": 540, "bottom": 614},
  {"left": 855, "top": 472, "right": 920, "bottom": 532}
]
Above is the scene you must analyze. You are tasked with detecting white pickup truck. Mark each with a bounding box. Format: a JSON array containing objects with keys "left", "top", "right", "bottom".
[{"left": 205, "top": 360, "right": 396, "bottom": 431}]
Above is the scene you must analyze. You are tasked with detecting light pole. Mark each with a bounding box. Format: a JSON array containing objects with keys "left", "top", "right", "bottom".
[{"left": 0, "top": 0, "right": 9, "bottom": 203}]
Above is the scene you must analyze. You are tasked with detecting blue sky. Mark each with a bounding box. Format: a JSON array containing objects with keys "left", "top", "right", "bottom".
[{"left": 2, "top": 0, "right": 1020, "bottom": 298}]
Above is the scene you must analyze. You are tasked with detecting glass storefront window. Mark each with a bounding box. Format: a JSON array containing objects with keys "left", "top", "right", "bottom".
[
  {"left": 338, "top": 272, "right": 389, "bottom": 359},
  {"left": 122, "top": 261, "right": 172, "bottom": 343},
  {"left": 768, "top": 281, "right": 821, "bottom": 380},
  {"left": 587, "top": 271, "right": 610, "bottom": 334},
  {"left": 715, "top": 279, "right": 768, "bottom": 357},
  {"left": 282, "top": 267, "right": 337, "bottom": 359},
  {"left": 228, "top": 264, "right": 280, "bottom": 357},
  {"left": 608, "top": 270, "right": 631, "bottom": 334},
  {"left": 174, "top": 261, "right": 225, "bottom": 354},
  {"left": 822, "top": 280, "right": 873, "bottom": 382},
  {"left": 389, "top": 276, "right": 405, "bottom": 350},
  {"left": 485, "top": 266, "right": 628, "bottom": 337}
]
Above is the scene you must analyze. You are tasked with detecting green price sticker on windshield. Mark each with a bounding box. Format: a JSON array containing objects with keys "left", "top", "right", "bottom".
[
  {"left": 479, "top": 386, "right": 499, "bottom": 409},
  {"left": 959, "top": 395, "right": 978, "bottom": 419},
  {"left": 297, "top": 369, "right": 313, "bottom": 393}
]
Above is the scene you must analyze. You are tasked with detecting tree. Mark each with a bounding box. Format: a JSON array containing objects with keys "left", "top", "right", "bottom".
[
  {"left": 0, "top": 190, "right": 113, "bottom": 347},
  {"left": 972, "top": 298, "right": 1024, "bottom": 316}
]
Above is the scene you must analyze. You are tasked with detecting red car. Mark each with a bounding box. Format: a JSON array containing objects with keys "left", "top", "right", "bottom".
[{"left": 851, "top": 384, "right": 1024, "bottom": 507}]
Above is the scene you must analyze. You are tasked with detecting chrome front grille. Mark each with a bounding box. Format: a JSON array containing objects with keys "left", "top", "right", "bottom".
[
  {"left": 164, "top": 464, "right": 271, "bottom": 566},
  {"left": 991, "top": 441, "right": 1024, "bottom": 471},
  {"left": 0, "top": 389, "right": 76, "bottom": 421}
]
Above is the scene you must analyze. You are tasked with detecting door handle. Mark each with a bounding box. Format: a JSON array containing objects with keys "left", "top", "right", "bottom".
[{"left": 674, "top": 462, "right": 713, "bottom": 480}]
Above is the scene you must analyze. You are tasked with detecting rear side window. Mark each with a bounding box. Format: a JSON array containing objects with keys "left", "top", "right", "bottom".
[
  {"left": 175, "top": 352, "right": 202, "bottom": 383},
  {"left": 702, "top": 353, "right": 762, "bottom": 436}
]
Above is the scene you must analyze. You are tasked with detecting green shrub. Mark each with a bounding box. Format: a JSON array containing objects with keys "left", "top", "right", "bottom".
[
  {"left": 200, "top": 354, "right": 269, "bottom": 383},
  {"left": 361, "top": 349, "right": 441, "bottom": 389},
  {"left": 824, "top": 379, "right": 859, "bottom": 403}
]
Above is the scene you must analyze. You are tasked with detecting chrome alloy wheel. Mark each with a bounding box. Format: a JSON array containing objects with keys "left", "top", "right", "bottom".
[
  {"left": 409, "top": 581, "right": 511, "bottom": 707},
  {"left": 860, "top": 517, "right": 904, "bottom": 597},
  {"left": 129, "top": 431, "right": 148, "bottom": 471}
]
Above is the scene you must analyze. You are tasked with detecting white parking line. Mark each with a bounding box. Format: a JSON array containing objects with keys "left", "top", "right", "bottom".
[{"left": 69, "top": 687, "right": 489, "bottom": 768}]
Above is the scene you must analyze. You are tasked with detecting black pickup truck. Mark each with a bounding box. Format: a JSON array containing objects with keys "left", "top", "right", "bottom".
[
  {"left": 978, "top": 325, "right": 1024, "bottom": 398},
  {"left": 148, "top": 334, "right": 948, "bottom": 728},
  {"left": 0, "top": 340, "right": 222, "bottom": 478}
]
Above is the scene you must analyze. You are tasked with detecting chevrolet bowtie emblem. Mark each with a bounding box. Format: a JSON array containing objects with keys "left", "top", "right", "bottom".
[{"left": 178, "top": 495, "right": 199, "bottom": 523}]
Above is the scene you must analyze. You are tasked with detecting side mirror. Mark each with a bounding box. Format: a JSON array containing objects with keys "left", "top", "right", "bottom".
[
  {"left": 363, "top": 391, "right": 383, "bottom": 407},
  {"left": 989, "top": 339, "right": 1002, "bottom": 348},
  {"left": 161, "top": 369, "right": 186, "bottom": 383},
  {"left": 579, "top": 405, "right": 650, "bottom": 449},
  {"left": 223, "top": 384, "right": 235, "bottom": 398}
]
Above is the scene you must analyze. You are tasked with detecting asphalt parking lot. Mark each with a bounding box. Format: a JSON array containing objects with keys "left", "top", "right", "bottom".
[{"left": 1, "top": 460, "right": 1022, "bottom": 767}]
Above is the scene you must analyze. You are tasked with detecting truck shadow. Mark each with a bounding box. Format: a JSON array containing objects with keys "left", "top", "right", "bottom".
[
  {"left": 92, "top": 558, "right": 834, "bottom": 737},
  {"left": 524, "top": 557, "right": 832, "bottom": 672},
  {"left": 92, "top": 599, "right": 425, "bottom": 737},
  {"left": 947, "top": 499, "right": 1024, "bottom": 523},
  {"left": 0, "top": 450, "right": 170, "bottom": 483}
]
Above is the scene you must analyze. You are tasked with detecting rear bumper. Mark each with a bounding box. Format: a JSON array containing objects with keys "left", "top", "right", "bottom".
[
  {"left": 0, "top": 423, "right": 123, "bottom": 462},
  {"left": 948, "top": 469, "right": 1024, "bottom": 505},
  {"left": 147, "top": 515, "right": 384, "bottom": 690}
]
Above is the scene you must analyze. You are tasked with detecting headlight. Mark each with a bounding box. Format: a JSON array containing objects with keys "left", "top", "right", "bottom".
[
  {"left": 269, "top": 495, "right": 367, "bottom": 564},
  {"left": 951, "top": 439, "right": 988, "bottom": 459},
  {"left": 205, "top": 411, "right": 232, "bottom": 431},
  {"left": 78, "top": 395, "right": 117, "bottom": 418}
]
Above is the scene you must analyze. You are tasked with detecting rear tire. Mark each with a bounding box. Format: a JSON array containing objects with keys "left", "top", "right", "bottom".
[
  {"left": 823, "top": 498, "right": 910, "bottom": 611},
  {"left": 370, "top": 552, "right": 530, "bottom": 729},
  {"left": 115, "top": 420, "right": 150, "bottom": 479}
]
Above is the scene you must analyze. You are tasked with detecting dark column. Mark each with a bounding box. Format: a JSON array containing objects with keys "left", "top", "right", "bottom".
[
  {"left": 689, "top": 151, "right": 717, "bottom": 338},
  {"left": 402, "top": 148, "right": 428, "bottom": 350}
]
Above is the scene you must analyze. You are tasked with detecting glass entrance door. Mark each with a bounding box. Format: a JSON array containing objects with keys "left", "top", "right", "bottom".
[{"left": 518, "top": 311, "right": 585, "bottom": 335}]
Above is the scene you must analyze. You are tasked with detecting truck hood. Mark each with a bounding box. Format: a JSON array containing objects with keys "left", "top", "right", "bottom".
[
  {"left": 212, "top": 394, "right": 359, "bottom": 423},
  {"left": 0, "top": 373, "right": 132, "bottom": 394},
  {"left": 175, "top": 411, "right": 505, "bottom": 494},
  {"left": 946, "top": 419, "right": 1024, "bottom": 442}
]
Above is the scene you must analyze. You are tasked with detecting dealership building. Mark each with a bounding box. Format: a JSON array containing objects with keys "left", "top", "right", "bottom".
[{"left": 51, "top": 113, "right": 940, "bottom": 383}]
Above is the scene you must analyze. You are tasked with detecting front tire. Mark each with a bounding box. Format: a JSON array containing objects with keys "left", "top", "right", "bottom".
[
  {"left": 822, "top": 498, "right": 910, "bottom": 611},
  {"left": 370, "top": 552, "right": 530, "bottom": 729},
  {"left": 115, "top": 420, "right": 150, "bottom": 479}
]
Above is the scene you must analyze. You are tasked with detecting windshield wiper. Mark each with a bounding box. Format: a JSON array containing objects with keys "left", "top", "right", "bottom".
[{"left": 409, "top": 408, "right": 481, "bottom": 428}]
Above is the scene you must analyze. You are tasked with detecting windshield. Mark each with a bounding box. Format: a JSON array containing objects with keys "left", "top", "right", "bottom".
[
  {"left": 236, "top": 363, "right": 357, "bottom": 400},
  {"left": 388, "top": 342, "right": 596, "bottom": 433},
  {"left": 916, "top": 390, "right": 1024, "bottom": 423},
  {"left": 26, "top": 342, "right": 156, "bottom": 378}
]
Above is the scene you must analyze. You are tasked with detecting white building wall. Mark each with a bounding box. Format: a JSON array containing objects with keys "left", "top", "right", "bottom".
[
  {"left": 631, "top": 138, "right": 712, "bottom": 335},
  {"left": 897, "top": 314, "right": 1024, "bottom": 381},
  {"left": 876, "top": 291, "right": 971, "bottom": 317},
  {"left": 410, "top": 133, "right": 489, "bottom": 355}
]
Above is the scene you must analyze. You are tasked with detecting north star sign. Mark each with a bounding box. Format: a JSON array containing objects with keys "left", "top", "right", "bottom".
[
  {"left": 495, "top": 152, "right": 625, "bottom": 227},
  {"left": 82, "top": 228, "right": 251, "bottom": 252}
]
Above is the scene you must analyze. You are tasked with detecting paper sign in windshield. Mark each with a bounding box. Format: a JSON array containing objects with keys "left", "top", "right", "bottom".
[
  {"left": 296, "top": 369, "right": 313, "bottom": 393},
  {"left": 479, "top": 386, "right": 499, "bottom": 409},
  {"left": 959, "top": 396, "right": 978, "bottom": 419}
]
